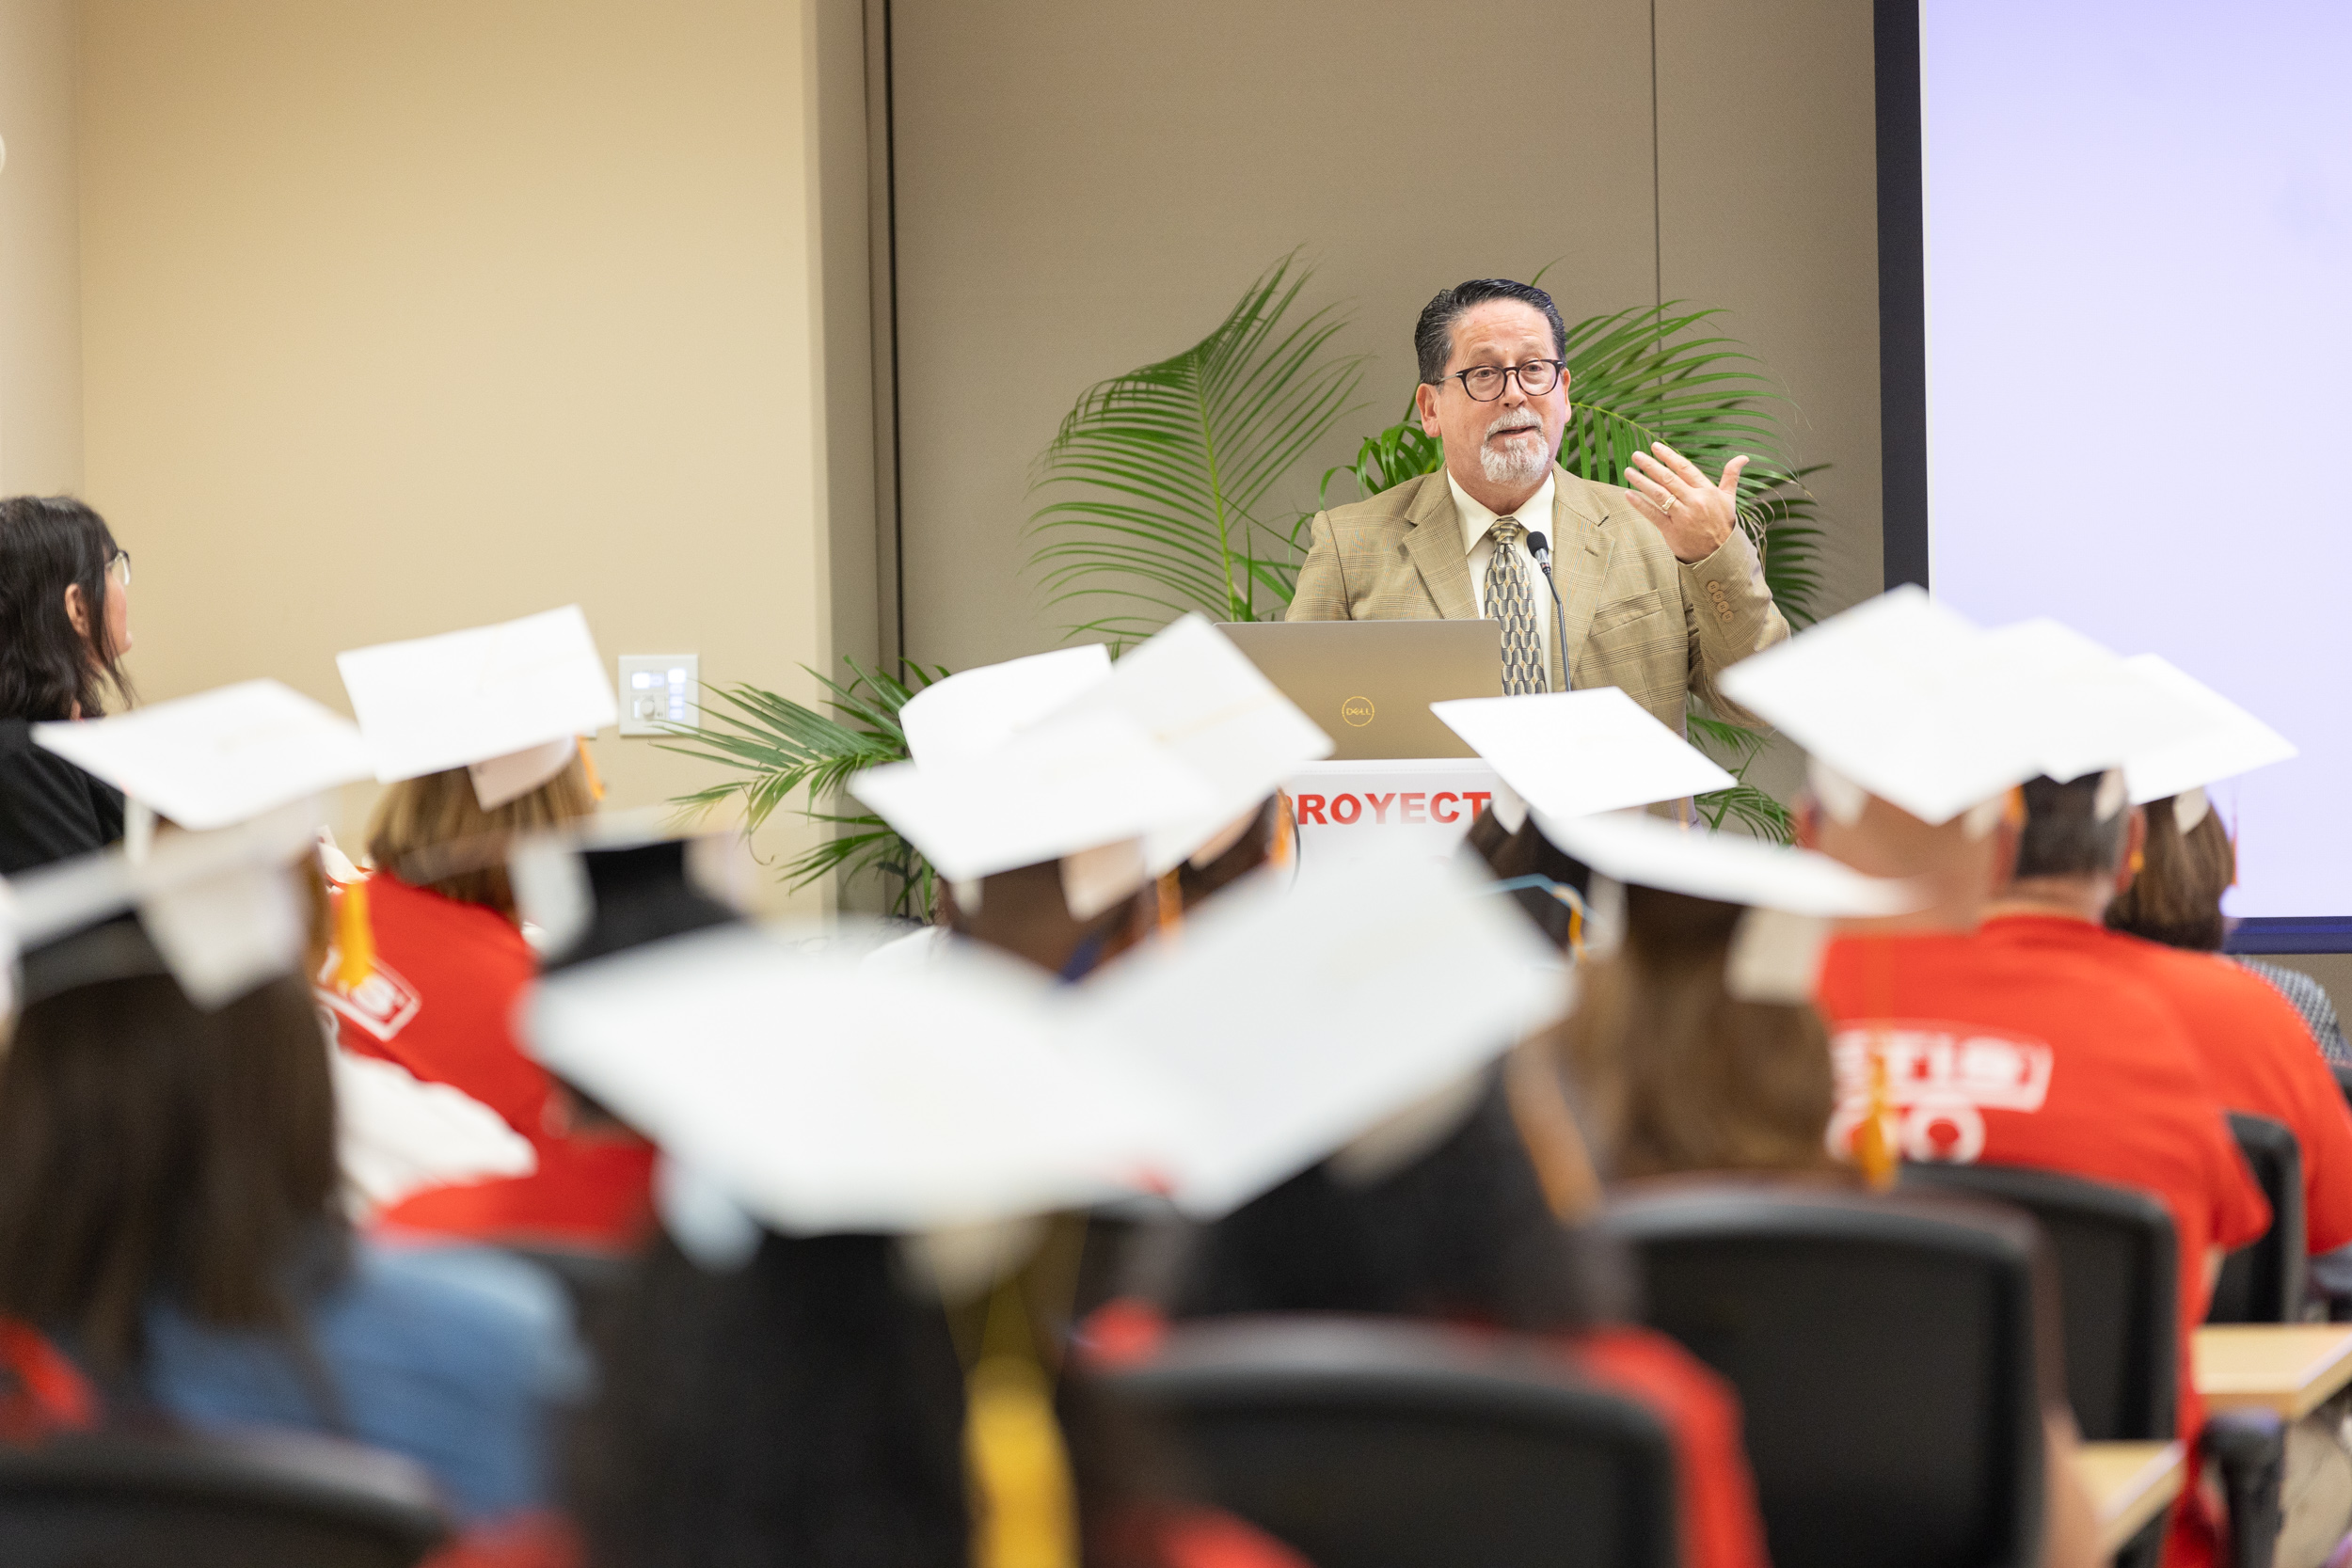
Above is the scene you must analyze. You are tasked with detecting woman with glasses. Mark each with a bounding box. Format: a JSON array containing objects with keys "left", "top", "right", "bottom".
[{"left": 0, "top": 496, "right": 136, "bottom": 873}]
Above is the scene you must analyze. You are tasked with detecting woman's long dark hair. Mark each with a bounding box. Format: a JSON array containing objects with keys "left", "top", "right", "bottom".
[
  {"left": 0, "top": 496, "right": 130, "bottom": 722},
  {"left": 0, "top": 962, "right": 344, "bottom": 1374},
  {"left": 1168, "top": 1070, "right": 1627, "bottom": 1333},
  {"left": 572, "top": 1230, "right": 972, "bottom": 1568}
]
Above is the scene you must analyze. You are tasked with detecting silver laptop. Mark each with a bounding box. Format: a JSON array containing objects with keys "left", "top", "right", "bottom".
[{"left": 1217, "top": 620, "right": 1502, "bottom": 760}]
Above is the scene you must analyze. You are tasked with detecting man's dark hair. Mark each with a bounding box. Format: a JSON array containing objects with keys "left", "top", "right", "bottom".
[
  {"left": 1415, "top": 279, "right": 1567, "bottom": 385},
  {"left": 2013, "top": 773, "right": 2130, "bottom": 880}
]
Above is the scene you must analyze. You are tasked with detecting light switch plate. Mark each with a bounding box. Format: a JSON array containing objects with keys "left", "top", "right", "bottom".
[{"left": 618, "top": 655, "right": 699, "bottom": 736}]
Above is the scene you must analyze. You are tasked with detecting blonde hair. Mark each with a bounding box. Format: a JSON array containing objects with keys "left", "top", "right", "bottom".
[
  {"left": 1543, "top": 885, "right": 1842, "bottom": 1180},
  {"left": 365, "top": 755, "right": 596, "bottom": 918}
]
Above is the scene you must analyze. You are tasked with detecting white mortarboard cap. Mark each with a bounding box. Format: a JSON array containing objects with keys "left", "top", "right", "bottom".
[
  {"left": 9, "top": 803, "right": 320, "bottom": 1009},
  {"left": 528, "top": 844, "right": 1567, "bottom": 1232},
  {"left": 1718, "top": 587, "right": 2046, "bottom": 827},
  {"left": 1533, "top": 810, "right": 1921, "bottom": 1005},
  {"left": 525, "top": 925, "right": 1162, "bottom": 1235},
  {"left": 899, "top": 645, "right": 1111, "bottom": 770},
  {"left": 2119, "top": 655, "right": 2296, "bottom": 808},
  {"left": 1431, "top": 688, "right": 1735, "bottom": 819},
  {"left": 337, "top": 606, "right": 616, "bottom": 809},
  {"left": 33, "top": 680, "right": 372, "bottom": 833},
  {"left": 1968, "top": 620, "right": 2230, "bottom": 790},
  {"left": 850, "top": 711, "right": 1216, "bottom": 914},
  {"left": 1532, "top": 810, "right": 1922, "bottom": 919},
  {"left": 1041, "top": 616, "right": 1331, "bottom": 875},
  {"left": 1067, "top": 842, "right": 1565, "bottom": 1217}
]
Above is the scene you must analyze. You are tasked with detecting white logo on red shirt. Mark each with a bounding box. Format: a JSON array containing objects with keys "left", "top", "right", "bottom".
[
  {"left": 316, "top": 952, "right": 422, "bottom": 1043},
  {"left": 1827, "top": 1022, "right": 2055, "bottom": 1165}
]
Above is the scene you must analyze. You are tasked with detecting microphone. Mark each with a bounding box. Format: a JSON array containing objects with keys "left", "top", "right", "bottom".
[{"left": 1525, "top": 530, "right": 1571, "bottom": 691}]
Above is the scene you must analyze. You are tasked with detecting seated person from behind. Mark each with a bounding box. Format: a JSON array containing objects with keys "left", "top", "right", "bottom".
[
  {"left": 1128, "top": 1062, "right": 1774, "bottom": 1568},
  {"left": 2108, "top": 790, "right": 2352, "bottom": 1069},
  {"left": 0, "top": 917, "right": 581, "bottom": 1526},
  {"left": 1805, "top": 782, "right": 2263, "bottom": 1568},
  {"left": 1981, "top": 774, "right": 2352, "bottom": 1269},
  {"left": 1534, "top": 879, "right": 1845, "bottom": 1182},
  {"left": 1286, "top": 277, "right": 1786, "bottom": 722},
  {"left": 327, "top": 757, "right": 655, "bottom": 1249}
]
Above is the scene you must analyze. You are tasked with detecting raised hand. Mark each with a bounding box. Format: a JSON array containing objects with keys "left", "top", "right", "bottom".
[{"left": 1625, "top": 443, "right": 1749, "bottom": 563}]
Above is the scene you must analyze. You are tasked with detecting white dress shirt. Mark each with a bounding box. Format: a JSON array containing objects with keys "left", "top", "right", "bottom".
[{"left": 1449, "top": 470, "right": 1558, "bottom": 688}]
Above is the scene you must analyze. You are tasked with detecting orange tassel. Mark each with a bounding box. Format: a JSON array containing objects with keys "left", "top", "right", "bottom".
[
  {"left": 1155, "top": 870, "right": 1183, "bottom": 939},
  {"left": 1853, "top": 1043, "right": 1898, "bottom": 1192},
  {"left": 1270, "top": 793, "right": 1295, "bottom": 869},
  {"left": 333, "top": 879, "right": 375, "bottom": 992},
  {"left": 577, "top": 738, "right": 606, "bottom": 802}
]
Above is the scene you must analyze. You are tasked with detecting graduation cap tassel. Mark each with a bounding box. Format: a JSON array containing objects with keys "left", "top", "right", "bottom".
[
  {"left": 1852, "top": 1040, "right": 1899, "bottom": 1192},
  {"left": 966, "top": 1275, "right": 1078, "bottom": 1568},
  {"left": 577, "top": 738, "right": 606, "bottom": 802},
  {"left": 1155, "top": 870, "right": 1183, "bottom": 939},
  {"left": 331, "top": 879, "right": 375, "bottom": 992},
  {"left": 1269, "top": 792, "right": 1295, "bottom": 869}
]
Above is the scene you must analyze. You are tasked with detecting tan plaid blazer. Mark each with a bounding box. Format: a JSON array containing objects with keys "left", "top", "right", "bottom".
[{"left": 1285, "top": 466, "right": 1788, "bottom": 733}]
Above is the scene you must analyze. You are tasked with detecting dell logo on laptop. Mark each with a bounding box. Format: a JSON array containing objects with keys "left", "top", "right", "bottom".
[{"left": 1340, "top": 696, "right": 1375, "bottom": 727}]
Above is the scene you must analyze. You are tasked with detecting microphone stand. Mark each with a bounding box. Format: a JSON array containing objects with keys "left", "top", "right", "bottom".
[{"left": 1526, "top": 531, "right": 1570, "bottom": 692}]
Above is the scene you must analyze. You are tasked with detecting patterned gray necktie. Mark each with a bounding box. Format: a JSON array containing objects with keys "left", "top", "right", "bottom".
[{"left": 1485, "top": 517, "right": 1546, "bottom": 695}]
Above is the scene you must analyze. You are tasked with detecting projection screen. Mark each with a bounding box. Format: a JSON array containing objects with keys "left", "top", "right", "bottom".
[{"left": 1879, "top": 1, "right": 2352, "bottom": 941}]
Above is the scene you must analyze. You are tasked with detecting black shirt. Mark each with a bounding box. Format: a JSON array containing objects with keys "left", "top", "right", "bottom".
[{"left": 0, "top": 719, "right": 125, "bottom": 875}]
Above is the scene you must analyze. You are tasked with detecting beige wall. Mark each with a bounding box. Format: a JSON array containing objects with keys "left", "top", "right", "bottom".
[
  {"left": 77, "top": 0, "right": 872, "bottom": 911},
  {"left": 886, "top": 0, "right": 1883, "bottom": 714},
  {"left": 0, "top": 0, "right": 82, "bottom": 494}
]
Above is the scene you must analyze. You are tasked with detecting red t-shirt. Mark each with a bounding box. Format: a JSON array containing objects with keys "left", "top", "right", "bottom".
[
  {"left": 1081, "top": 1302, "right": 1767, "bottom": 1568},
  {"left": 1981, "top": 915, "right": 2352, "bottom": 1254},
  {"left": 321, "top": 874, "right": 652, "bottom": 1250},
  {"left": 1818, "top": 931, "right": 2269, "bottom": 1568}
]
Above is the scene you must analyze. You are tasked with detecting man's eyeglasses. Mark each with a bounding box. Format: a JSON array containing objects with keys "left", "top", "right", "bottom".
[
  {"left": 108, "top": 550, "right": 131, "bottom": 588},
  {"left": 1434, "top": 359, "right": 1565, "bottom": 402}
]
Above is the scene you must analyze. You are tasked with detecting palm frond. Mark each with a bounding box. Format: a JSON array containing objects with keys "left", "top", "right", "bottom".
[
  {"left": 1696, "top": 781, "right": 1796, "bottom": 845},
  {"left": 1025, "top": 254, "right": 1368, "bottom": 641},
  {"left": 660, "top": 658, "right": 947, "bottom": 918},
  {"left": 1687, "top": 704, "right": 1794, "bottom": 844}
]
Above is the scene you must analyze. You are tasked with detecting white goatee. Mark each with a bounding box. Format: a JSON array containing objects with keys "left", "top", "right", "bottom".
[{"left": 1478, "top": 411, "right": 1553, "bottom": 486}]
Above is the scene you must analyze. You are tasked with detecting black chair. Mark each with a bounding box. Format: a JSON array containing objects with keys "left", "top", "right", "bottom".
[
  {"left": 0, "top": 1426, "right": 448, "bottom": 1567},
  {"left": 1100, "top": 1314, "right": 1679, "bottom": 1568},
  {"left": 2207, "top": 1112, "right": 2306, "bottom": 1324},
  {"left": 1899, "top": 1163, "right": 2177, "bottom": 1443},
  {"left": 1900, "top": 1163, "right": 2288, "bottom": 1568},
  {"left": 1605, "top": 1181, "right": 2052, "bottom": 1568}
]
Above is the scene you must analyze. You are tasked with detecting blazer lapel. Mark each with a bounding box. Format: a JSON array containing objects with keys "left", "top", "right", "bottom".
[
  {"left": 1401, "top": 474, "right": 1478, "bottom": 621},
  {"left": 1552, "top": 469, "right": 1613, "bottom": 684}
]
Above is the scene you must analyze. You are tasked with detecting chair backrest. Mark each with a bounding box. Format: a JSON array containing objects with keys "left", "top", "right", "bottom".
[
  {"left": 1605, "top": 1181, "right": 2052, "bottom": 1568},
  {"left": 1100, "top": 1314, "right": 1678, "bottom": 1568},
  {"left": 1899, "top": 1163, "right": 2177, "bottom": 1441},
  {"left": 0, "top": 1426, "right": 448, "bottom": 1567},
  {"left": 2208, "top": 1112, "right": 2306, "bottom": 1324}
]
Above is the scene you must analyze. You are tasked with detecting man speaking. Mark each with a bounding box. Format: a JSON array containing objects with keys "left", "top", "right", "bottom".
[{"left": 1286, "top": 278, "right": 1788, "bottom": 733}]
